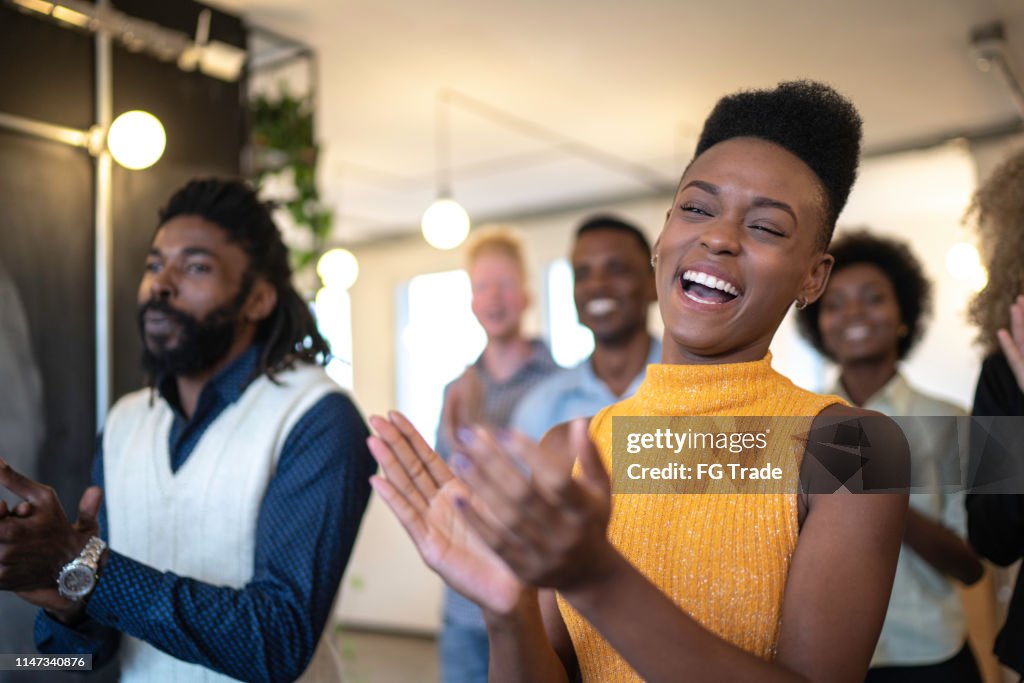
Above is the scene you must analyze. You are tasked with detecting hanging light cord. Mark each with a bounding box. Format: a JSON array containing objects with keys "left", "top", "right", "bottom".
[{"left": 436, "top": 90, "right": 452, "bottom": 197}]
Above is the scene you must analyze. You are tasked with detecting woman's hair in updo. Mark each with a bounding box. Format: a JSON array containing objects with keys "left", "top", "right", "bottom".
[{"left": 694, "top": 80, "right": 863, "bottom": 247}]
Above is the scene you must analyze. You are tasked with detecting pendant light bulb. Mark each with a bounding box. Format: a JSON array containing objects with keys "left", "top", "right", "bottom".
[
  {"left": 317, "top": 248, "right": 360, "bottom": 291},
  {"left": 421, "top": 197, "right": 470, "bottom": 250},
  {"left": 107, "top": 110, "right": 166, "bottom": 170}
]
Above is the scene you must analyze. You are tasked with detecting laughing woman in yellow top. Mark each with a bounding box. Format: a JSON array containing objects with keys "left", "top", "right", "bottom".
[{"left": 367, "top": 81, "right": 909, "bottom": 682}]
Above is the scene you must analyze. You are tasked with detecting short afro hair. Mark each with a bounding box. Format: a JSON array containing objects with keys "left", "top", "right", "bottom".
[
  {"left": 796, "top": 230, "right": 932, "bottom": 361},
  {"left": 694, "top": 80, "right": 862, "bottom": 245},
  {"left": 575, "top": 214, "right": 652, "bottom": 265}
]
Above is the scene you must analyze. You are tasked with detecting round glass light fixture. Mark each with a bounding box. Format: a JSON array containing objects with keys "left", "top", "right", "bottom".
[
  {"left": 106, "top": 110, "right": 166, "bottom": 170},
  {"left": 421, "top": 198, "right": 470, "bottom": 250},
  {"left": 945, "top": 241, "right": 988, "bottom": 292},
  {"left": 316, "top": 248, "right": 360, "bottom": 291}
]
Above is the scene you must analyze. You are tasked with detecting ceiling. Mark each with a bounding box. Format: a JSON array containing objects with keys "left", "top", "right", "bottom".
[{"left": 209, "top": 0, "right": 1024, "bottom": 244}]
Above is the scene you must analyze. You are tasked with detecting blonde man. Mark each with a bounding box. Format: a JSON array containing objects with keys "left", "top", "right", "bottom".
[{"left": 435, "top": 227, "right": 557, "bottom": 683}]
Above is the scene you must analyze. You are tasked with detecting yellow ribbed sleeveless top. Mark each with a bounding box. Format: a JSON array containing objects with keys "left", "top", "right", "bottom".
[{"left": 557, "top": 353, "right": 842, "bottom": 681}]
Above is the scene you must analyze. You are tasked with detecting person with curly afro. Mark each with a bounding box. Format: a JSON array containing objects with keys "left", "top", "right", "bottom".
[
  {"left": 964, "top": 147, "right": 1024, "bottom": 677},
  {"left": 367, "top": 80, "right": 911, "bottom": 682},
  {"left": 796, "top": 230, "right": 983, "bottom": 682}
]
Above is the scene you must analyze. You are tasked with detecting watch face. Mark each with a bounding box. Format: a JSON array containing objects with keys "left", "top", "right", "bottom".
[{"left": 59, "top": 564, "right": 96, "bottom": 600}]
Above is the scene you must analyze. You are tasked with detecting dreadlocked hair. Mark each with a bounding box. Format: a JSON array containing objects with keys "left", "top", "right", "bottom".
[{"left": 157, "top": 178, "right": 331, "bottom": 381}]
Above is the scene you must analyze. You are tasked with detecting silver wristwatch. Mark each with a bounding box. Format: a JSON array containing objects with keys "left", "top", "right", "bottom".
[{"left": 57, "top": 536, "right": 106, "bottom": 602}]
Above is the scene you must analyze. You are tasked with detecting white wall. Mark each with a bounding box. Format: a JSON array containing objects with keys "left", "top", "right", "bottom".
[{"left": 970, "top": 133, "right": 1024, "bottom": 185}]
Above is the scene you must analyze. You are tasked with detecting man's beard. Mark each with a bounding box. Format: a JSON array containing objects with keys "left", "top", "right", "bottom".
[{"left": 138, "top": 286, "right": 250, "bottom": 380}]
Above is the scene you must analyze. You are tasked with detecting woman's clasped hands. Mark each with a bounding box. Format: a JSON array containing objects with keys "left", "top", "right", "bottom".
[{"left": 366, "top": 412, "right": 614, "bottom": 615}]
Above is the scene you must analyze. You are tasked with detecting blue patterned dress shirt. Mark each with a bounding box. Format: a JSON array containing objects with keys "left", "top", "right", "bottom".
[{"left": 34, "top": 345, "right": 375, "bottom": 682}]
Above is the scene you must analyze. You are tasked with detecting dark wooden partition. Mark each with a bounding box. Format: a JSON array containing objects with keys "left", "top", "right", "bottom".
[{"left": 0, "top": 2, "right": 246, "bottom": 674}]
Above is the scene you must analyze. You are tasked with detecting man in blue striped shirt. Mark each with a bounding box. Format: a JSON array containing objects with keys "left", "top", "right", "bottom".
[
  {"left": 0, "top": 178, "right": 374, "bottom": 682},
  {"left": 512, "top": 215, "right": 659, "bottom": 442}
]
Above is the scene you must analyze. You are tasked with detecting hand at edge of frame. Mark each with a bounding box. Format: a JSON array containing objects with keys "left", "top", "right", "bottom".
[{"left": 997, "top": 293, "right": 1024, "bottom": 393}]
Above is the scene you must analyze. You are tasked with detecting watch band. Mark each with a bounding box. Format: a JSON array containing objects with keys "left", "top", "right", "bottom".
[{"left": 77, "top": 536, "right": 106, "bottom": 571}]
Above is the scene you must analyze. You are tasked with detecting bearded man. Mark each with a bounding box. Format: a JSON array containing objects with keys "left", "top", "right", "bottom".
[{"left": 0, "top": 178, "right": 374, "bottom": 683}]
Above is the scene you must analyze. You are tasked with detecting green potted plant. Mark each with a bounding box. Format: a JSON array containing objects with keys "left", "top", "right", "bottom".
[{"left": 249, "top": 89, "right": 333, "bottom": 274}]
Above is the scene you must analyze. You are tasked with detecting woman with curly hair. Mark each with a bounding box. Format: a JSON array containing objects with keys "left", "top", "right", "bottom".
[
  {"left": 367, "top": 80, "right": 910, "bottom": 682},
  {"left": 964, "top": 147, "right": 1024, "bottom": 677},
  {"left": 797, "top": 230, "right": 983, "bottom": 682}
]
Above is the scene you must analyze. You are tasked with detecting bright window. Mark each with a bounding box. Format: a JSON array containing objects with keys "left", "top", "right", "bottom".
[
  {"left": 546, "top": 258, "right": 592, "bottom": 368},
  {"left": 396, "top": 270, "right": 486, "bottom": 447},
  {"left": 314, "top": 287, "right": 354, "bottom": 390}
]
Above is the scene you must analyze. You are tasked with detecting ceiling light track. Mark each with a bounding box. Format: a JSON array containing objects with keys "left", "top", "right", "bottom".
[
  {"left": 970, "top": 21, "right": 1024, "bottom": 120},
  {"left": 4, "top": 0, "right": 246, "bottom": 81}
]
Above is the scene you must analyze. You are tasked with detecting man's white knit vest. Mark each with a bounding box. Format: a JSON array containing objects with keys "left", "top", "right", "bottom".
[{"left": 102, "top": 363, "right": 344, "bottom": 683}]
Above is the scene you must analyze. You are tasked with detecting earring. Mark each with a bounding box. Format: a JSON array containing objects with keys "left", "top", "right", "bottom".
[
  {"left": 650, "top": 253, "right": 658, "bottom": 268},
  {"left": 794, "top": 298, "right": 808, "bottom": 310}
]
